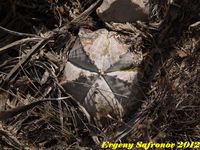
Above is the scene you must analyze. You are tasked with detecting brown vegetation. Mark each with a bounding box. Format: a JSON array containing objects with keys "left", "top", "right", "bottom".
[{"left": 0, "top": 0, "right": 200, "bottom": 149}]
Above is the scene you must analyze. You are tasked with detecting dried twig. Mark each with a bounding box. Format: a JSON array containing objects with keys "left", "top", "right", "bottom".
[
  {"left": 0, "top": 26, "right": 40, "bottom": 38},
  {"left": 0, "top": 37, "right": 42, "bottom": 53},
  {"left": 2, "top": 39, "right": 49, "bottom": 87},
  {"left": 0, "top": 97, "right": 69, "bottom": 121}
]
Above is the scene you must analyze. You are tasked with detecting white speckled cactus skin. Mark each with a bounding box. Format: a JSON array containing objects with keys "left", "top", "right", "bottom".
[{"left": 62, "top": 28, "right": 142, "bottom": 122}]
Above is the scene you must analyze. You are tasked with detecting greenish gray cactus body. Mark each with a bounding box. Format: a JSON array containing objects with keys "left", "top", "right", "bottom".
[{"left": 62, "top": 28, "right": 142, "bottom": 122}]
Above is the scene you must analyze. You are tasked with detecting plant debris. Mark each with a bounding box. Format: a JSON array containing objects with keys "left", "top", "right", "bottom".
[{"left": 0, "top": 0, "right": 200, "bottom": 149}]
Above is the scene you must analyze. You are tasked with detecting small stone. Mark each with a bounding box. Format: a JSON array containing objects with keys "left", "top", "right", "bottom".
[{"left": 96, "top": 0, "right": 149, "bottom": 23}]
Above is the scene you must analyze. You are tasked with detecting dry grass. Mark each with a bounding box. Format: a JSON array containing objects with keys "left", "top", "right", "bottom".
[{"left": 0, "top": 0, "right": 200, "bottom": 149}]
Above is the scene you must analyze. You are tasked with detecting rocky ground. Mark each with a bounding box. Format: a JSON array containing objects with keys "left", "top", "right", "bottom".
[{"left": 0, "top": 0, "right": 200, "bottom": 149}]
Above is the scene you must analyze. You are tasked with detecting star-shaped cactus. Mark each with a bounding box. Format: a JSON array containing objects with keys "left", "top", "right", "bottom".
[{"left": 62, "top": 28, "right": 142, "bottom": 120}]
